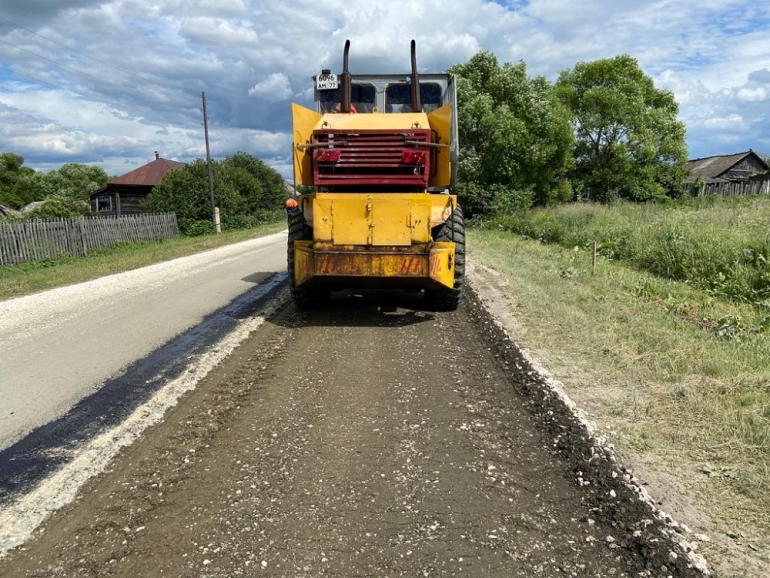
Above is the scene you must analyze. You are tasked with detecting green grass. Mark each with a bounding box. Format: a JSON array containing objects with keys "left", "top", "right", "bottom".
[
  {"left": 468, "top": 199, "right": 770, "bottom": 573},
  {"left": 0, "top": 221, "right": 286, "bottom": 301},
  {"left": 484, "top": 196, "right": 770, "bottom": 306}
]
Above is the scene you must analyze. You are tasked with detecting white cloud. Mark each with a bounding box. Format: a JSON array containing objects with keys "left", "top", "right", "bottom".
[
  {"left": 247, "top": 72, "right": 292, "bottom": 102},
  {"left": 737, "top": 87, "right": 768, "bottom": 102},
  {"left": 703, "top": 114, "right": 746, "bottom": 130},
  {"left": 0, "top": 0, "right": 769, "bottom": 179},
  {"left": 179, "top": 17, "right": 259, "bottom": 47}
]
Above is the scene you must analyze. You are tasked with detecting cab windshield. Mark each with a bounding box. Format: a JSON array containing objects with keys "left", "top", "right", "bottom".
[
  {"left": 319, "top": 83, "right": 376, "bottom": 113},
  {"left": 385, "top": 82, "right": 442, "bottom": 113}
]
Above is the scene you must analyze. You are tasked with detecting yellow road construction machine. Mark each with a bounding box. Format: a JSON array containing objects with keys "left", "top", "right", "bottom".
[{"left": 289, "top": 40, "right": 464, "bottom": 310}]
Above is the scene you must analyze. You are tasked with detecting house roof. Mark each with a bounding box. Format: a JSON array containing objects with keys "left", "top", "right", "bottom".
[
  {"left": 686, "top": 151, "right": 769, "bottom": 182},
  {"left": 107, "top": 153, "right": 186, "bottom": 187},
  {"left": 0, "top": 204, "right": 22, "bottom": 218}
]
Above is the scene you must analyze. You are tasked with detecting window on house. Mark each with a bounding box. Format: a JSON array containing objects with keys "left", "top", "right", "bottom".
[{"left": 96, "top": 194, "right": 113, "bottom": 212}]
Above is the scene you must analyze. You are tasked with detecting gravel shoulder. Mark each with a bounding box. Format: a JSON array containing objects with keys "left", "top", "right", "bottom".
[{"left": 0, "top": 286, "right": 707, "bottom": 577}]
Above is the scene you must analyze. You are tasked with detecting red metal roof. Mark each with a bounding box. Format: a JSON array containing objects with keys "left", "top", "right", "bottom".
[{"left": 108, "top": 155, "right": 186, "bottom": 187}]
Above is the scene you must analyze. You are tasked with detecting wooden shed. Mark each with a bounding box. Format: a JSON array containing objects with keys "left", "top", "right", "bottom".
[
  {"left": 90, "top": 152, "right": 186, "bottom": 217},
  {"left": 686, "top": 150, "right": 769, "bottom": 184}
]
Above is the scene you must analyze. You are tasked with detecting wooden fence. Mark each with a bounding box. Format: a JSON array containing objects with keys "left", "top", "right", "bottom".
[
  {"left": 684, "top": 179, "right": 770, "bottom": 197},
  {"left": 0, "top": 213, "right": 178, "bottom": 266}
]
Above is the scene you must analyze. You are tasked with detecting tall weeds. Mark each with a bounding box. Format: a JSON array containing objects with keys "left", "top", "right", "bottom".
[{"left": 487, "top": 197, "right": 770, "bottom": 305}]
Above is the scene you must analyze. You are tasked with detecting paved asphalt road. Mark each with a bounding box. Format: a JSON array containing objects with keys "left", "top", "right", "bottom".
[{"left": 0, "top": 232, "right": 286, "bottom": 452}]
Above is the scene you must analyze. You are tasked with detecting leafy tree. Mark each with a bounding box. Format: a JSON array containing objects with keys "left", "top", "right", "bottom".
[
  {"left": 0, "top": 153, "right": 44, "bottom": 209},
  {"left": 44, "top": 163, "right": 110, "bottom": 203},
  {"left": 1, "top": 154, "right": 109, "bottom": 212},
  {"left": 21, "top": 195, "right": 80, "bottom": 219},
  {"left": 449, "top": 52, "right": 574, "bottom": 216},
  {"left": 556, "top": 55, "right": 688, "bottom": 202},
  {"left": 222, "top": 152, "right": 286, "bottom": 215},
  {"left": 143, "top": 152, "right": 285, "bottom": 234},
  {"left": 10, "top": 169, "right": 48, "bottom": 208},
  {"left": 143, "top": 159, "right": 219, "bottom": 223}
]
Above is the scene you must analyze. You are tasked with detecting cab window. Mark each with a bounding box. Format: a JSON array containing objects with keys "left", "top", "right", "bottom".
[
  {"left": 319, "top": 83, "right": 376, "bottom": 113},
  {"left": 385, "top": 82, "right": 443, "bottom": 113}
]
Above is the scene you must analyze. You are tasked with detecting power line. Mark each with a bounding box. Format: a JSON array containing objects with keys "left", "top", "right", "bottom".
[
  {"left": 0, "top": 37, "right": 115, "bottom": 87},
  {"left": 0, "top": 14, "right": 133, "bottom": 76},
  {"left": 0, "top": 63, "right": 154, "bottom": 119}
]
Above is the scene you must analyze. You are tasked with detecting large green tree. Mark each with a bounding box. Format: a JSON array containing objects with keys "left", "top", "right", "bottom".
[
  {"left": 0, "top": 153, "right": 109, "bottom": 212},
  {"left": 556, "top": 55, "right": 688, "bottom": 202},
  {"left": 44, "top": 163, "right": 110, "bottom": 203},
  {"left": 0, "top": 153, "right": 44, "bottom": 209},
  {"left": 449, "top": 52, "right": 574, "bottom": 216},
  {"left": 143, "top": 152, "right": 285, "bottom": 233}
]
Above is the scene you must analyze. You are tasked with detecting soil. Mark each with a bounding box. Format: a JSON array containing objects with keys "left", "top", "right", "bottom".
[
  {"left": 470, "top": 260, "right": 770, "bottom": 578},
  {"left": 0, "top": 288, "right": 707, "bottom": 577}
]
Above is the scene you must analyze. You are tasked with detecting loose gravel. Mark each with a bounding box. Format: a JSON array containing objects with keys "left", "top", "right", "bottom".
[{"left": 0, "top": 285, "right": 711, "bottom": 577}]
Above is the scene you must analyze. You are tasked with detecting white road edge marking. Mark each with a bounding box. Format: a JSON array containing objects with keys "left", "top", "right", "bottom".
[{"left": 0, "top": 287, "right": 289, "bottom": 556}]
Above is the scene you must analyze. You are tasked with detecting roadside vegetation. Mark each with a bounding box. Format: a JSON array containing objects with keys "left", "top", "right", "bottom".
[
  {"left": 469, "top": 197, "right": 770, "bottom": 575},
  {"left": 489, "top": 196, "right": 770, "bottom": 310},
  {"left": 1, "top": 151, "right": 285, "bottom": 232},
  {"left": 142, "top": 152, "right": 286, "bottom": 235},
  {"left": 0, "top": 154, "right": 109, "bottom": 217}
]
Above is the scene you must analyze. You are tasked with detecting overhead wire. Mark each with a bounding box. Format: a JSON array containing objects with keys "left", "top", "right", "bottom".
[
  {"left": 0, "top": 15, "right": 182, "bottom": 120},
  {"left": 0, "top": 14, "right": 135, "bottom": 76},
  {"left": 0, "top": 37, "right": 112, "bottom": 86}
]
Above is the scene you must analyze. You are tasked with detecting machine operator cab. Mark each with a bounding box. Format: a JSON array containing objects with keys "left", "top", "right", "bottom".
[{"left": 313, "top": 69, "right": 455, "bottom": 116}]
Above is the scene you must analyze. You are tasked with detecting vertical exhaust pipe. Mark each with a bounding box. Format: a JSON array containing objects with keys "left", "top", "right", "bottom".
[
  {"left": 340, "top": 40, "right": 352, "bottom": 113},
  {"left": 410, "top": 39, "right": 421, "bottom": 113}
]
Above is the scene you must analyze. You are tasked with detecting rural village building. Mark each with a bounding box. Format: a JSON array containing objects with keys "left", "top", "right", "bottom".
[
  {"left": 686, "top": 150, "right": 769, "bottom": 184},
  {"left": 685, "top": 150, "right": 770, "bottom": 196},
  {"left": 90, "top": 152, "right": 185, "bottom": 217}
]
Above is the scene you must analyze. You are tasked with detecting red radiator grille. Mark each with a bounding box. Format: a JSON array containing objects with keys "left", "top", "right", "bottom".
[{"left": 312, "top": 129, "right": 432, "bottom": 187}]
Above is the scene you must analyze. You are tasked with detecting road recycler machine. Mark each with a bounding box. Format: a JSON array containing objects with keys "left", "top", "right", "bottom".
[{"left": 289, "top": 40, "right": 465, "bottom": 310}]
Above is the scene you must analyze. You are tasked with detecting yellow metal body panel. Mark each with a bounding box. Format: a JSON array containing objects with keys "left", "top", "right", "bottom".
[
  {"left": 291, "top": 103, "right": 322, "bottom": 186},
  {"left": 294, "top": 193, "right": 458, "bottom": 289},
  {"left": 313, "top": 111, "right": 430, "bottom": 131},
  {"left": 312, "top": 193, "right": 435, "bottom": 246},
  {"left": 294, "top": 242, "right": 456, "bottom": 289},
  {"left": 427, "top": 103, "right": 452, "bottom": 189}
]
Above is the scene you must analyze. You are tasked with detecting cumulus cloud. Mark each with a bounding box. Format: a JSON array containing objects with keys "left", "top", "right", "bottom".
[
  {"left": 0, "top": 0, "right": 769, "bottom": 177},
  {"left": 737, "top": 87, "right": 768, "bottom": 102},
  {"left": 247, "top": 73, "right": 293, "bottom": 102}
]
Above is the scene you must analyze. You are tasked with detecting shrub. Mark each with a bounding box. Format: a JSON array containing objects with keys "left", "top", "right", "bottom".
[{"left": 178, "top": 219, "right": 213, "bottom": 237}]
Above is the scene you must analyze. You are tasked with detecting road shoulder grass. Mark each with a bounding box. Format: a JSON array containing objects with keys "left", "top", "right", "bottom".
[
  {"left": 0, "top": 222, "right": 286, "bottom": 302},
  {"left": 468, "top": 229, "right": 769, "bottom": 578}
]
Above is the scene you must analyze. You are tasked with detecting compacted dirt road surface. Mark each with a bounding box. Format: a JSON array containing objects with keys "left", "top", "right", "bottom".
[{"left": 0, "top": 290, "right": 702, "bottom": 577}]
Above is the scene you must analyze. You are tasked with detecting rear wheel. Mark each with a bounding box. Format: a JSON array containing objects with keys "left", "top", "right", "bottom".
[
  {"left": 287, "top": 210, "right": 329, "bottom": 309},
  {"left": 424, "top": 206, "right": 465, "bottom": 311}
]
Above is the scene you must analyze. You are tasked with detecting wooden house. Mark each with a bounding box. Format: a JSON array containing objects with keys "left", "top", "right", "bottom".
[
  {"left": 685, "top": 150, "right": 770, "bottom": 196},
  {"left": 686, "top": 150, "right": 769, "bottom": 184},
  {"left": 90, "top": 152, "right": 186, "bottom": 216}
]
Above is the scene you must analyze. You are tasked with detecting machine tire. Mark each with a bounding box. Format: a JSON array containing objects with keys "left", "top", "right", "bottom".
[
  {"left": 424, "top": 206, "right": 465, "bottom": 311},
  {"left": 287, "top": 210, "right": 329, "bottom": 309}
]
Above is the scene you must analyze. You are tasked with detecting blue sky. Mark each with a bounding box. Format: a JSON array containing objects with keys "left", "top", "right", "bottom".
[{"left": 0, "top": 0, "right": 769, "bottom": 179}]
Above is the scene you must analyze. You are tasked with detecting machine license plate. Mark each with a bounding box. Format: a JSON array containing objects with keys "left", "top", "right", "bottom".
[{"left": 316, "top": 73, "right": 339, "bottom": 90}]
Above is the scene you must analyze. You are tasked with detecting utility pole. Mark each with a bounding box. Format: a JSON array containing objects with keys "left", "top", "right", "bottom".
[{"left": 201, "top": 91, "right": 220, "bottom": 233}]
